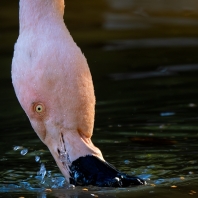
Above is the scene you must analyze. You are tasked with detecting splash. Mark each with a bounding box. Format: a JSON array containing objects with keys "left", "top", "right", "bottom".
[
  {"left": 12, "top": 146, "right": 67, "bottom": 189},
  {"left": 37, "top": 163, "right": 46, "bottom": 184}
]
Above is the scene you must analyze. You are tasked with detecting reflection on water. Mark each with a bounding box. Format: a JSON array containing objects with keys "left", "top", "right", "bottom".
[
  {"left": 104, "top": 38, "right": 198, "bottom": 50},
  {"left": 0, "top": 0, "right": 198, "bottom": 197},
  {"left": 104, "top": 0, "right": 198, "bottom": 30},
  {"left": 109, "top": 64, "right": 198, "bottom": 80},
  {"left": 106, "top": 0, "right": 198, "bottom": 11}
]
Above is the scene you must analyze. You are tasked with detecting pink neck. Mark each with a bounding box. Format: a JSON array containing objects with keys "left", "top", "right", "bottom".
[{"left": 19, "top": 0, "right": 65, "bottom": 33}]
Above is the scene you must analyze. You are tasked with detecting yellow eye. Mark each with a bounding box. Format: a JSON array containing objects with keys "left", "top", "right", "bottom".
[
  {"left": 32, "top": 102, "right": 45, "bottom": 115},
  {"left": 35, "top": 104, "right": 43, "bottom": 113}
]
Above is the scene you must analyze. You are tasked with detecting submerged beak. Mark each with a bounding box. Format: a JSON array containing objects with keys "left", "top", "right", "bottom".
[
  {"left": 42, "top": 126, "right": 146, "bottom": 187},
  {"left": 69, "top": 155, "right": 146, "bottom": 187}
]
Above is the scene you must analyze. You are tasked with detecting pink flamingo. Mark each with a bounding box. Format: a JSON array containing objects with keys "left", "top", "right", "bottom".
[{"left": 12, "top": 0, "right": 144, "bottom": 187}]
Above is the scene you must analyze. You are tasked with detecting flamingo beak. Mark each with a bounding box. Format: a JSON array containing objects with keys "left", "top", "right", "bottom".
[
  {"left": 42, "top": 128, "right": 145, "bottom": 187},
  {"left": 38, "top": 123, "right": 145, "bottom": 187}
]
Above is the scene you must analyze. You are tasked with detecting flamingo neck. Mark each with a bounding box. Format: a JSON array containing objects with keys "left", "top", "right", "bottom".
[{"left": 19, "top": 0, "right": 65, "bottom": 33}]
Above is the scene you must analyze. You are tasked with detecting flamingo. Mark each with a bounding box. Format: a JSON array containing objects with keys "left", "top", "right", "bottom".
[{"left": 12, "top": 0, "right": 145, "bottom": 187}]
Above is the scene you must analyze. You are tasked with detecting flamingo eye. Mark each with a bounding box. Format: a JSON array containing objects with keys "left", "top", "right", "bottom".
[
  {"left": 36, "top": 104, "right": 43, "bottom": 113},
  {"left": 33, "top": 103, "right": 45, "bottom": 115}
]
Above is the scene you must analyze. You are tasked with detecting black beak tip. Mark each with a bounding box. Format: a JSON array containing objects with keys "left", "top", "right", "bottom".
[
  {"left": 117, "top": 174, "right": 146, "bottom": 186},
  {"left": 69, "top": 155, "right": 146, "bottom": 187}
]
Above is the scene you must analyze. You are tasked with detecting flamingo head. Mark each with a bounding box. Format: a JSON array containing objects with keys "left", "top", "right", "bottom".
[{"left": 12, "top": 44, "right": 104, "bottom": 181}]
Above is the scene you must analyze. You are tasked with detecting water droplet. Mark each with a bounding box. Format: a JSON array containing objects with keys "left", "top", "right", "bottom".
[
  {"left": 59, "top": 151, "right": 71, "bottom": 165},
  {"left": 68, "top": 184, "right": 75, "bottom": 188},
  {"left": 59, "top": 152, "right": 67, "bottom": 162},
  {"left": 114, "top": 177, "right": 120, "bottom": 181},
  {"left": 35, "top": 156, "right": 40, "bottom": 162},
  {"left": 13, "top": 146, "right": 23, "bottom": 151},
  {"left": 91, "top": 194, "right": 98, "bottom": 197},
  {"left": 20, "top": 148, "right": 28, "bottom": 155},
  {"left": 124, "top": 160, "right": 130, "bottom": 164}
]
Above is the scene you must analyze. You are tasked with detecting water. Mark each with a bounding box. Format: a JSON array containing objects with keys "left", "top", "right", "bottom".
[{"left": 0, "top": 0, "right": 198, "bottom": 197}]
